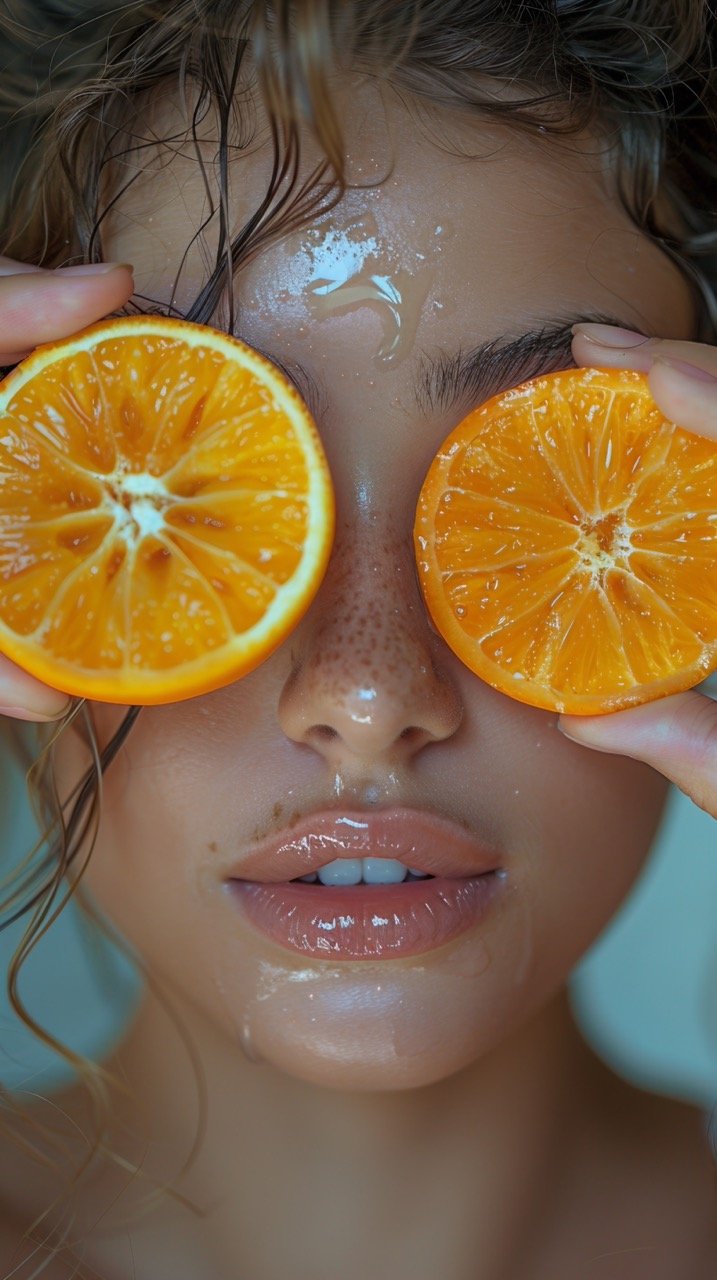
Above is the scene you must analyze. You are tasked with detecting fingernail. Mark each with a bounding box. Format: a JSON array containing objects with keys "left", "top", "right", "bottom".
[
  {"left": 556, "top": 718, "right": 622, "bottom": 754},
  {"left": 653, "top": 356, "right": 717, "bottom": 385},
  {"left": 0, "top": 699, "right": 72, "bottom": 722},
  {"left": 557, "top": 718, "right": 592, "bottom": 745},
  {"left": 571, "top": 323, "right": 651, "bottom": 349},
  {"left": 56, "top": 263, "right": 134, "bottom": 277}
]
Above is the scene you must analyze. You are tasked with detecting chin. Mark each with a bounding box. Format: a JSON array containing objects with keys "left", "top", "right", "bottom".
[
  {"left": 236, "top": 1023, "right": 490, "bottom": 1093},
  {"left": 205, "top": 929, "right": 542, "bottom": 1094}
]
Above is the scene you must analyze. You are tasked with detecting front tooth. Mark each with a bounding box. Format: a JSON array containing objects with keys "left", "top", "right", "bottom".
[
  {"left": 407, "top": 867, "right": 429, "bottom": 879},
  {"left": 312, "top": 857, "right": 411, "bottom": 885},
  {"left": 317, "top": 858, "right": 363, "bottom": 886},
  {"left": 362, "top": 858, "right": 408, "bottom": 884}
]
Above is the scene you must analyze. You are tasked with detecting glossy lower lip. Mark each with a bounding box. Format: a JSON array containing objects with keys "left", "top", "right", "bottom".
[{"left": 227, "top": 873, "right": 502, "bottom": 960}]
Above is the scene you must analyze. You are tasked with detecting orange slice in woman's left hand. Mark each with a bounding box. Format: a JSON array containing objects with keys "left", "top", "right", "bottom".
[
  {"left": 414, "top": 366, "right": 717, "bottom": 715},
  {"left": 0, "top": 316, "right": 334, "bottom": 705}
]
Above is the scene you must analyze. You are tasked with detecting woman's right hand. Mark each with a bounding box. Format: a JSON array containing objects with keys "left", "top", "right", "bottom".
[{"left": 0, "top": 255, "right": 135, "bottom": 721}]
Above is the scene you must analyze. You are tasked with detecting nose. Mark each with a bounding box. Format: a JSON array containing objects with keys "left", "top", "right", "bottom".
[{"left": 277, "top": 523, "right": 463, "bottom": 768}]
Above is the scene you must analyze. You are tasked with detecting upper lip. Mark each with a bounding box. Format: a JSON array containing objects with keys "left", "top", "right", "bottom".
[{"left": 227, "top": 808, "right": 502, "bottom": 883}]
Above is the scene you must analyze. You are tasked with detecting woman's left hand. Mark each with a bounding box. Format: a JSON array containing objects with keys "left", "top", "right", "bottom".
[{"left": 557, "top": 323, "right": 717, "bottom": 819}]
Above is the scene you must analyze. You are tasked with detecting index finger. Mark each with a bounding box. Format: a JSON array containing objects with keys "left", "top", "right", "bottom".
[
  {"left": 0, "top": 652, "right": 71, "bottom": 722},
  {"left": 558, "top": 687, "right": 717, "bottom": 820},
  {"left": 570, "top": 323, "right": 717, "bottom": 441},
  {"left": 0, "top": 259, "right": 135, "bottom": 362}
]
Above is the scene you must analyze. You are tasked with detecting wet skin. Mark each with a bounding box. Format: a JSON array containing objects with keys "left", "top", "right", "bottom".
[
  {"left": 60, "top": 81, "right": 692, "bottom": 1089},
  {"left": 19, "top": 80, "right": 715, "bottom": 1279}
]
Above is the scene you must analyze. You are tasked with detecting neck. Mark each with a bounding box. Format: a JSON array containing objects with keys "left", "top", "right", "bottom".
[{"left": 97, "top": 986, "right": 602, "bottom": 1278}]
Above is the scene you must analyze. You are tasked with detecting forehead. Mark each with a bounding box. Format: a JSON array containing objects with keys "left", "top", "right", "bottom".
[{"left": 103, "top": 78, "right": 695, "bottom": 379}]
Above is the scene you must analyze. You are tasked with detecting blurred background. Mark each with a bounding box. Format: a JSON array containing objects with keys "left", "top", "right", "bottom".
[{"left": 1, "top": 709, "right": 716, "bottom": 1120}]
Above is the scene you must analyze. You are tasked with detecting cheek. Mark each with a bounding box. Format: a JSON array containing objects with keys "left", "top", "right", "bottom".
[
  {"left": 65, "top": 691, "right": 286, "bottom": 944},
  {"left": 509, "top": 729, "right": 668, "bottom": 981},
  {"left": 57, "top": 704, "right": 215, "bottom": 917},
  {"left": 450, "top": 677, "right": 668, "bottom": 973},
  {"left": 533, "top": 734, "right": 667, "bottom": 882}
]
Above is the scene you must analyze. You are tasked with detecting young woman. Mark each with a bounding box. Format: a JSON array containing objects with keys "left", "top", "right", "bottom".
[{"left": 0, "top": 3, "right": 716, "bottom": 1276}]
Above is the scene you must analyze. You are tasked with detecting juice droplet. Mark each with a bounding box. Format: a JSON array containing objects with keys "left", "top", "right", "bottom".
[
  {"left": 281, "top": 212, "right": 437, "bottom": 367},
  {"left": 308, "top": 268, "right": 431, "bottom": 366},
  {"left": 239, "top": 1008, "right": 265, "bottom": 1064}
]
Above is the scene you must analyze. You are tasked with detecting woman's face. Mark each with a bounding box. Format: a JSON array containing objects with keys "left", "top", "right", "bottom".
[{"left": 62, "top": 83, "right": 693, "bottom": 1090}]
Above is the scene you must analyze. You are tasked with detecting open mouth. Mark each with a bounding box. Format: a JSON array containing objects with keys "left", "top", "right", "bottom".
[
  {"left": 291, "top": 858, "right": 435, "bottom": 885},
  {"left": 226, "top": 807, "right": 504, "bottom": 959}
]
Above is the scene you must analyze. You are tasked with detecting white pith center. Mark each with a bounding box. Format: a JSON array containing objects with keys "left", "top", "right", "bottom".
[
  {"left": 104, "top": 470, "right": 172, "bottom": 542},
  {"left": 576, "top": 508, "right": 633, "bottom": 578}
]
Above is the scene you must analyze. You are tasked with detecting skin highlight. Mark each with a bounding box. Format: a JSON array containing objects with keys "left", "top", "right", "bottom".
[{"left": 1, "top": 80, "right": 716, "bottom": 1280}]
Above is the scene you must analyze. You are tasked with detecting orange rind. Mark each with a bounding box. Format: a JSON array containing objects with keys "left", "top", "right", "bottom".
[
  {"left": 0, "top": 316, "right": 334, "bottom": 704},
  {"left": 414, "top": 366, "right": 717, "bottom": 714}
]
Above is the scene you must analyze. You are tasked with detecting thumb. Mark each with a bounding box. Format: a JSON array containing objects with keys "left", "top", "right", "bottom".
[
  {"left": 557, "top": 689, "right": 717, "bottom": 818},
  {"left": 570, "top": 324, "right": 717, "bottom": 442},
  {"left": 0, "top": 258, "right": 135, "bottom": 363},
  {"left": 649, "top": 349, "right": 717, "bottom": 442}
]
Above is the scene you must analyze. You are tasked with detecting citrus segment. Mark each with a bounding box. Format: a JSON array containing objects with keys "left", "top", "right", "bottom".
[
  {"left": 414, "top": 366, "right": 717, "bottom": 714},
  {"left": 0, "top": 316, "right": 334, "bottom": 704}
]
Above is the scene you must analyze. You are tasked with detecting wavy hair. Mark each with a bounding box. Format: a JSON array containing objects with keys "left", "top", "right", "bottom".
[{"left": 0, "top": 0, "right": 716, "bottom": 1261}]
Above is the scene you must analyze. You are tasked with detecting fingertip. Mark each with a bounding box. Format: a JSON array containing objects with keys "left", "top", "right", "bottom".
[
  {"left": 0, "top": 701, "right": 73, "bottom": 723},
  {"left": 648, "top": 358, "right": 717, "bottom": 439},
  {"left": 556, "top": 714, "right": 623, "bottom": 753},
  {"left": 557, "top": 696, "right": 680, "bottom": 755},
  {"left": 0, "top": 654, "right": 74, "bottom": 721},
  {"left": 58, "top": 262, "right": 135, "bottom": 304},
  {"left": 569, "top": 326, "right": 655, "bottom": 374},
  {"left": 57, "top": 262, "right": 134, "bottom": 279},
  {"left": 0, "top": 266, "right": 136, "bottom": 351}
]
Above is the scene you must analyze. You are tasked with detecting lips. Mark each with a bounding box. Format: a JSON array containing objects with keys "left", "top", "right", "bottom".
[
  {"left": 224, "top": 809, "right": 504, "bottom": 960},
  {"left": 226, "top": 807, "right": 502, "bottom": 883}
]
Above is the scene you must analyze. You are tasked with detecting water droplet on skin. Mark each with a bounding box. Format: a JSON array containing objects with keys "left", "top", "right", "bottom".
[
  {"left": 262, "top": 211, "right": 439, "bottom": 367},
  {"left": 442, "top": 938, "right": 492, "bottom": 981},
  {"left": 391, "top": 940, "right": 493, "bottom": 1059},
  {"left": 239, "top": 1010, "right": 265, "bottom": 1063},
  {"left": 309, "top": 269, "right": 420, "bottom": 364}
]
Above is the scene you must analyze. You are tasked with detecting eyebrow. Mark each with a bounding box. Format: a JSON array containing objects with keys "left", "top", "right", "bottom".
[
  {"left": 247, "top": 345, "right": 327, "bottom": 421},
  {"left": 412, "top": 311, "right": 652, "bottom": 417},
  {"left": 254, "top": 309, "right": 655, "bottom": 421}
]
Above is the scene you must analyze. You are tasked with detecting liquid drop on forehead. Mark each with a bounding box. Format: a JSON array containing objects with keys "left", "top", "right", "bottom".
[{"left": 250, "top": 211, "right": 444, "bottom": 367}]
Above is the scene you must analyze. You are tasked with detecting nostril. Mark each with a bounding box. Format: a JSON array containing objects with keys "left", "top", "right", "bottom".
[
  {"left": 309, "top": 724, "right": 339, "bottom": 745},
  {"left": 398, "top": 726, "right": 425, "bottom": 746}
]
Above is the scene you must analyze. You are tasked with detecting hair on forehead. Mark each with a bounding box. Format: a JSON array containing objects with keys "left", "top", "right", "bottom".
[{"left": 1, "top": 1, "right": 716, "bottom": 339}]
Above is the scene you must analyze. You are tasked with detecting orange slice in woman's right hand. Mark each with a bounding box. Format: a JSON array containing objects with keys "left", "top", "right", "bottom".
[
  {"left": 414, "top": 366, "right": 717, "bottom": 715},
  {"left": 0, "top": 316, "right": 334, "bottom": 705}
]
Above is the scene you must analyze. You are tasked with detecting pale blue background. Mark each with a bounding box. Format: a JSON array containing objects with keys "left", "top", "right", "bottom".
[{"left": 1, "top": 701, "right": 716, "bottom": 1112}]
